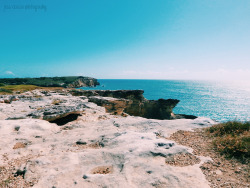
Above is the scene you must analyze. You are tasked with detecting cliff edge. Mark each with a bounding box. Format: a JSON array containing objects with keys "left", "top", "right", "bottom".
[
  {"left": 0, "top": 88, "right": 215, "bottom": 188},
  {"left": 70, "top": 89, "right": 196, "bottom": 120}
]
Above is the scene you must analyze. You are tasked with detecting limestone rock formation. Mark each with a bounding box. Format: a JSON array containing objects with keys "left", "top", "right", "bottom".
[
  {"left": 0, "top": 95, "right": 19, "bottom": 103},
  {"left": 89, "top": 96, "right": 132, "bottom": 115},
  {"left": 0, "top": 89, "right": 216, "bottom": 188},
  {"left": 66, "top": 77, "right": 99, "bottom": 88},
  {"left": 126, "top": 98, "right": 180, "bottom": 119},
  {"left": 71, "top": 89, "right": 195, "bottom": 120},
  {"left": 71, "top": 89, "right": 145, "bottom": 101}
]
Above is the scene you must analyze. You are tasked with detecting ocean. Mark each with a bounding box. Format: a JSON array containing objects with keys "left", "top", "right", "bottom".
[{"left": 80, "top": 79, "right": 250, "bottom": 122}]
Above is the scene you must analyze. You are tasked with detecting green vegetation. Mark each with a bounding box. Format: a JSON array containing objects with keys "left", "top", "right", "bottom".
[
  {"left": 0, "top": 88, "right": 12, "bottom": 94},
  {"left": 207, "top": 121, "right": 250, "bottom": 163},
  {"left": 0, "top": 85, "right": 42, "bottom": 93},
  {"left": 0, "top": 76, "right": 86, "bottom": 87},
  {"left": 0, "top": 85, "right": 63, "bottom": 94}
]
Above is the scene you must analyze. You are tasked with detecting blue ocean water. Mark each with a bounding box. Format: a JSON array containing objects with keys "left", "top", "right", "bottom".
[{"left": 80, "top": 79, "right": 250, "bottom": 122}]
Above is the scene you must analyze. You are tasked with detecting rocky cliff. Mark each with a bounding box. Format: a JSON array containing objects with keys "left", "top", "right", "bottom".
[
  {"left": 0, "top": 76, "right": 100, "bottom": 88},
  {"left": 70, "top": 89, "right": 195, "bottom": 120},
  {"left": 66, "top": 77, "right": 99, "bottom": 88},
  {"left": 71, "top": 89, "right": 145, "bottom": 101},
  {"left": 0, "top": 89, "right": 215, "bottom": 188}
]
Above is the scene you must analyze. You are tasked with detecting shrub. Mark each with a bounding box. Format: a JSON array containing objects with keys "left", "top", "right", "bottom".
[
  {"left": 0, "top": 88, "right": 12, "bottom": 94},
  {"left": 0, "top": 85, "right": 42, "bottom": 94},
  {"left": 207, "top": 121, "right": 250, "bottom": 162},
  {"left": 208, "top": 121, "right": 249, "bottom": 136}
]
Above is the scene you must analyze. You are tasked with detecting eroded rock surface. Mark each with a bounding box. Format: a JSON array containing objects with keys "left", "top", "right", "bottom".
[
  {"left": 70, "top": 89, "right": 192, "bottom": 120},
  {"left": 0, "top": 89, "right": 215, "bottom": 188},
  {"left": 89, "top": 96, "right": 132, "bottom": 115}
]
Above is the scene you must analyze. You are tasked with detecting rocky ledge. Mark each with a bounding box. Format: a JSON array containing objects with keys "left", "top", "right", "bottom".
[
  {"left": 0, "top": 76, "right": 100, "bottom": 88},
  {"left": 0, "top": 89, "right": 216, "bottom": 188},
  {"left": 70, "top": 89, "right": 197, "bottom": 120}
]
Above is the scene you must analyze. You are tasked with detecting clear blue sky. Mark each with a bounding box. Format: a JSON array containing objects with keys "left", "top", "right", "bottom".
[{"left": 0, "top": 0, "right": 249, "bottom": 80}]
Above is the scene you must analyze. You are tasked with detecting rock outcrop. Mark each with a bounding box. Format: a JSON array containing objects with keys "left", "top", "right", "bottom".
[
  {"left": 127, "top": 98, "right": 180, "bottom": 119},
  {"left": 0, "top": 95, "right": 19, "bottom": 104},
  {"left": 0, "top": 76, "right": 100, "bottom": 88},
  {"left": 66, "top": 77, "right": 99, "bottom": 88},
  {"left": 0, "top": 89, "right": 216, "bottom": 188},
  {"left": 71, "top": 89, "right": 195, "bottom": 120},
  {"left": 27, "top": 100, "right": 87, "bottom": 121},
  {"left": 88, "top": 96, "right": 132, "bottom": 116},
  {"left": 71, "top": 89, "right": 145, "bottom": 100}
]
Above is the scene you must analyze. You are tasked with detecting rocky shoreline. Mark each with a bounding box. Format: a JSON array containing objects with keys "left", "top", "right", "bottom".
[
  {"left": 0, "top": 88, "right": 218, "bottom": 187},
  {"left": 71, "top": 89, "right": 197, "bottom": 120}
]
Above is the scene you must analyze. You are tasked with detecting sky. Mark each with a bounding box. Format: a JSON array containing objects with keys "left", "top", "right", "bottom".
[{"left": 0, "top": 0, "right": 250, "bottom": 80}]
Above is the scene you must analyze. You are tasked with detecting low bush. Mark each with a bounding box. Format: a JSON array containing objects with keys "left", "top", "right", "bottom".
[
  {"left": 207, "top": 121, "right": 250, "bottom": 163},
  {"left": 0, "top": 88, "right": 13, "bottom": 94},
  {"left": 208, "top": 121, "right": 249, "bottom": 136},
  {"left": 0, "top": 85, "right": 41, "bottom": 92}
]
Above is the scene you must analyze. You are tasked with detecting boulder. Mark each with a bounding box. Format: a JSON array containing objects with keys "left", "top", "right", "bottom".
[
  {"left": 28, "top": 104, "right": 86, "bottom": 124},
  {"left": 83, "top": 90, "right": 181, "bottom": 120},
  {"left": 126, "top": 98, "right": 180, "bottom": 120}
]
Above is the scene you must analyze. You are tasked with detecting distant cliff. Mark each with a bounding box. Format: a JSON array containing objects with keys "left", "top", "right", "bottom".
[{"left": 0, "top": 76, "right": 100, "bottom": 88}]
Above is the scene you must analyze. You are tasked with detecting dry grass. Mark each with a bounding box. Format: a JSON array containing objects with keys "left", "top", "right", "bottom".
[
  {"left": 0, "top": 85, "right": 64, "bottom": 95},
  {"left": 169, "top": 129, "right": 249, "bottom": 188},
  {"left": 207, "top": 121, "right": 249, "bottom": 163},
  {"left": 0, "top": 85, "right": 42, "bottom": 92},
  {"left": 90, "top": 166, "right": 113, "bottom": 174},
  {"left": 0, "top": 155, "right": 38, "bottom": 188},
  {"left": 13, "top": 142, "right": 27, "bottom": 150}
]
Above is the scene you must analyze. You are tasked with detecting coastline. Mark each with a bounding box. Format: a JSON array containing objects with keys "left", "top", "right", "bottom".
[
  {"left": 0, "top": 88, "right": 248, "bottom": 187},
  {"left": 79, "top": 79, "right": 250, "bottom": 122}
]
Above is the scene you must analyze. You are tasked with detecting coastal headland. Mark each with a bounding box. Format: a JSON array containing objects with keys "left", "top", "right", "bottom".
[
  {"left": 0, "top": 76, "right": 99, "bottom": 88},
  {"left": 0, "top": 78, "right": 248, "bottom": 187}
]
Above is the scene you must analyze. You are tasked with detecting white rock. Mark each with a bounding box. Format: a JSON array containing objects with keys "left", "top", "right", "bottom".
[{"left": 0, "top": 91, "right": 215, "bottom": 187}]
